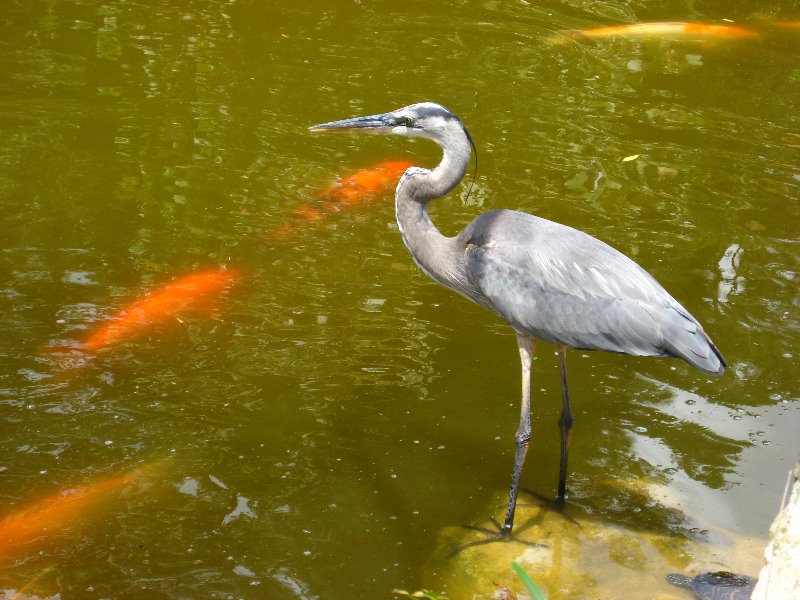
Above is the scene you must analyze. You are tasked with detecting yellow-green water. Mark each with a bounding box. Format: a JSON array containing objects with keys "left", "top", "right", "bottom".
[{"left": 1, "top": 1, "right": 798, "bottom": 598}]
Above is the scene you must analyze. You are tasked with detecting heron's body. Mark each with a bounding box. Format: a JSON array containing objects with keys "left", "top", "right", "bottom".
[
  {"left": 310, "top": 102, "right": 725, "bottom": 541},
  {"left": 399, "top": 201, "right": 722, "bottom": 373}
]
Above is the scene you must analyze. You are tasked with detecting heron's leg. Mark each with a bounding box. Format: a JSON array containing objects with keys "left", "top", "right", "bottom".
[
  {"left": 501, "top": 333, "right": 536, "bottom": 537},
  {"left": 556, "top": 345, "right": 573, "bottom": 502}
]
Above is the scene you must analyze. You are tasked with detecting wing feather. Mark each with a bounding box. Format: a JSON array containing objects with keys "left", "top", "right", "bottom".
[{"left": 459, "top": 210, "right": 724, "bottom": 373}]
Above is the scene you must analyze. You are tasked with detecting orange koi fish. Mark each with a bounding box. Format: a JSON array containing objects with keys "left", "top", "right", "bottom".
[
  {"left": 73, "top": 267, "right": 239, "bottom": 352},
  {"left": 319, "top": 160, "right": 412, "bottom": 206},
  {"left": 552, "top": 21, "right": 759, "bottom": 43},
  {"left": 0, "top": 461, "right": 162, "bottom": 559},
  {"left": 270, "top": 160, "right": 411, "bottom": 239}
]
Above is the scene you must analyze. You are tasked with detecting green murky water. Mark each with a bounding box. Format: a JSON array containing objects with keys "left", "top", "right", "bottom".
[{"left": 1, "top": 1, "right": 798, "bottom": 598}]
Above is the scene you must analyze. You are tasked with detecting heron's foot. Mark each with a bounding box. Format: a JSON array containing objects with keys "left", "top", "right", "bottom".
[{"left": 447, "top": 517, "right": 546, "bottom": 558}]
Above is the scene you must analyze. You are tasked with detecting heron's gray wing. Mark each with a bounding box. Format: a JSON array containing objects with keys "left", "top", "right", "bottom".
[{"left": 460, "top": 210, "right": 724, "bottom": 373}]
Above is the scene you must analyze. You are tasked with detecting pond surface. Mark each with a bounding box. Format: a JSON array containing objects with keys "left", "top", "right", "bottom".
[{"left": 1, "top": 0, "right": 798, "bottom": 598}]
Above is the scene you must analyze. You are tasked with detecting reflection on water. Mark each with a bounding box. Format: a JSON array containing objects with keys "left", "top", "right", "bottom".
[{"left": 1, "top": 0, "right": 799, "bottom": 597}]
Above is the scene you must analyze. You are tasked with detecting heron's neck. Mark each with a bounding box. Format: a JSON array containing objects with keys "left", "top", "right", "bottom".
[{"left": 394, "top": 135, "right": 472, "bottom": 292}]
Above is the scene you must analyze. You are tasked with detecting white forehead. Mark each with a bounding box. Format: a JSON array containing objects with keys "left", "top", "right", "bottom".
[{"left": 395, "top": 102, "right": 454, "bottom": 122}]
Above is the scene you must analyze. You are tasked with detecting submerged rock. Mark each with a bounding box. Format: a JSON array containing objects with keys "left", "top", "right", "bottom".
[
  {"left": 422, "top": 479, "right": 763, "bottom": 599},
  {"left": 666, "top": 570, "right": 756, "bottom": 599}
]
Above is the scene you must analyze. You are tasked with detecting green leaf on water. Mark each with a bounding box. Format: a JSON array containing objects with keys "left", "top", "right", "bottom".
[{"left": 511, "top": 561, "right": 547, "bottom": 600}]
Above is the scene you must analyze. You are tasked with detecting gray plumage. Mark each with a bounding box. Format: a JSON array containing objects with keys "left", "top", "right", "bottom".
[
  {"left": 310, "top": 101, "right": 726, "bottom": 540},
  {"left": 460, "top": 209, "right": 724, "bottom": 373}
]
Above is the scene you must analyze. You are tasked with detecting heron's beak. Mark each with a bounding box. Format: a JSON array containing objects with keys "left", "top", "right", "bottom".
[{"left": 309, "top": 113, "right": 394, "bottom": 134}]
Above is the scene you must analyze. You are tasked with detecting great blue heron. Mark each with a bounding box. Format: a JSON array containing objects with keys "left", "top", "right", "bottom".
[{"left": 310, "top": 102, "right": 726, "bottom": 539}]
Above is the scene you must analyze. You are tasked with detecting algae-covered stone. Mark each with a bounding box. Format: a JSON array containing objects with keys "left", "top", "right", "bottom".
[{"left": 422, "top": 479, "right": 763, "bottom": 599}]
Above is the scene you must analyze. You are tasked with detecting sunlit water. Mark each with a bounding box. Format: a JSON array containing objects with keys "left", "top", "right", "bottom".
[{"left": 1, "top": 1, "right": 798, "bottom": 598}]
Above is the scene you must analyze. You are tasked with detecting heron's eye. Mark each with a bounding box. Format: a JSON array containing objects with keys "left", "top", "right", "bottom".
[{"left": 391, "top": 116, "right": 413, "bottom": 127}]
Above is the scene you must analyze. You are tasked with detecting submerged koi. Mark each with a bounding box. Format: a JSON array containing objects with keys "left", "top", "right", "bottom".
[
  {"left": 73, "top": 267, "right": 238, "bottom": 352},
  {"left": 319, "top": 160, "right": 412, "bottom": 205},
  {"left": 0, "top": 461, "right": 162, "bottom": 559},
  {"left": 270, "top": 161, "right": 411, "bottom": 239},
  {"left": 553, "top": 21, "right": 759, "bottom": 43}
]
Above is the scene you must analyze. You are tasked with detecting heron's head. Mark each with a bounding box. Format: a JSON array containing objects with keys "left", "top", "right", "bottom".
[{"left": 309, "top": 102, "right": 471, "bottom": 148}]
